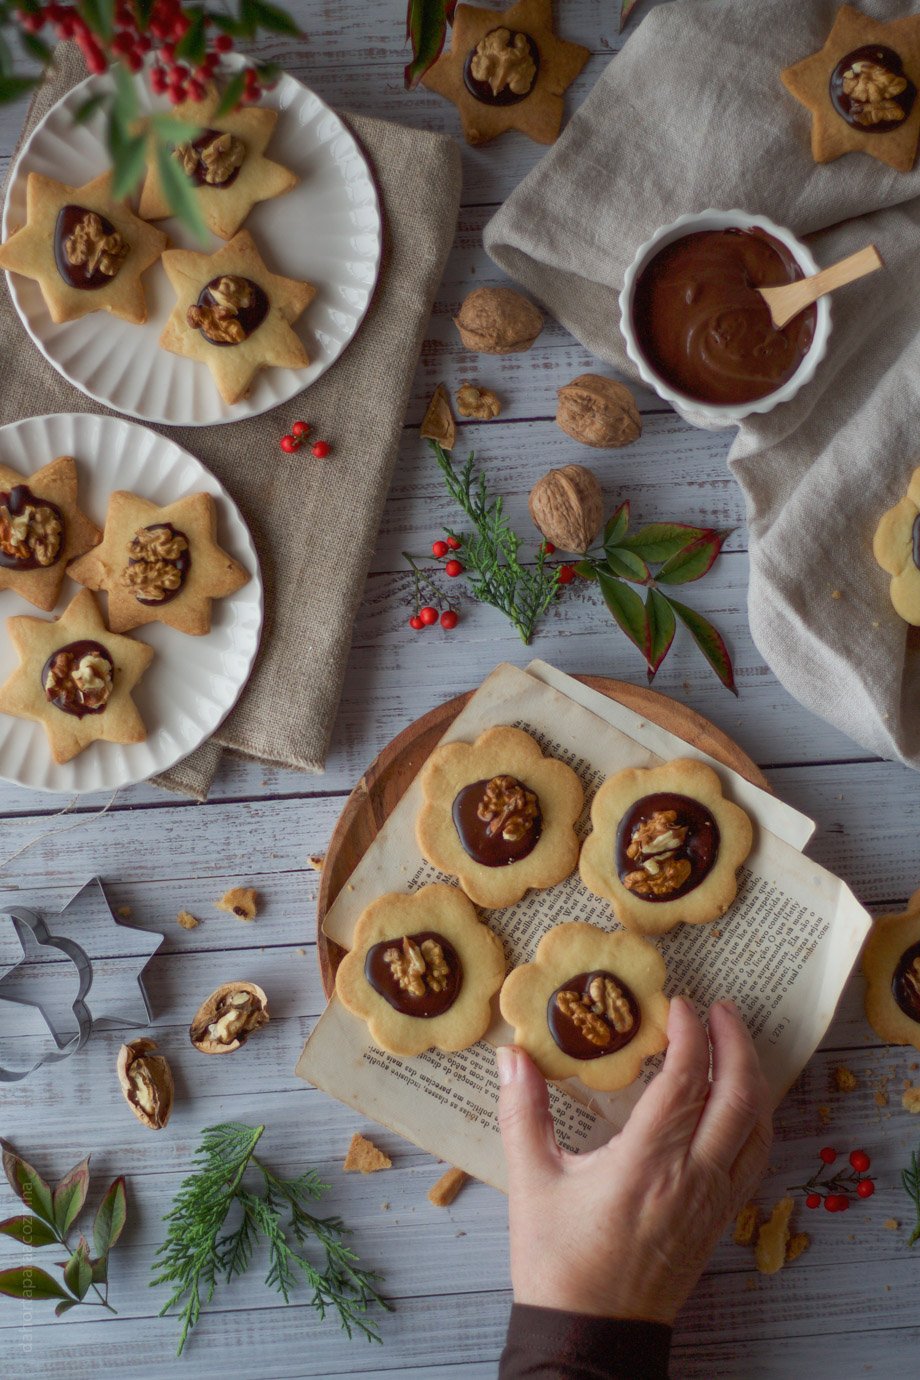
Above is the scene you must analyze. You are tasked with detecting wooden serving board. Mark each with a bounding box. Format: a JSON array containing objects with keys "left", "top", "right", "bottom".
[{"left": 316, "top": 675, "right": 771, "bottom": 997}]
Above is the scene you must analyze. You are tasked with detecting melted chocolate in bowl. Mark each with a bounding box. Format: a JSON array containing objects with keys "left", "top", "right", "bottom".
[
  {"left": 547, "top": 969, "right": 641, "bottom": 1061},
  {"left": 615, "top": 791, "right": 720, "bottom": 903},
  {"left": 364, "top": 930, "right": 462, "bottom": 1018},
  {"left": 0, "top": 484, "right": 63, "bottom": 570},
  {"left": 631, "top": 228, "right": 817, "bottom": 406},
  {"left": 830, "top": 45, "right": 916, "bottom": 134},
  {"left": 452, "top": 776, "right": 543, "bottom": 867},
  {"left": 892, "top": 939, "right": 920, "bottom": 1024}
]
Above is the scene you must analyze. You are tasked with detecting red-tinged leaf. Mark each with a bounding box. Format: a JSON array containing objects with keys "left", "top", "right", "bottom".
[
  {"left": 620, "top": 0, "right": 642, "bottom": 32},
  {"left": 604, "top": 502, "right": 629, "bottom": 549},
  {"left": 52, "top": 1158, "right": 90, "bottom": 1237},
  {"left": 668, "top": 596, "right": 737, "bottom": 694},
  {"left": 597, "top": 570, "right": 650, "bottom": 661},
  {"left": 645, "top": 588, "right": 676, "bottom": 681},
  {"left": 0, "top": 1215, "right": 58, "bottom": 1248},
  {"left": 405, "top": 0, "right": 454, "bottom": 89},
  {"left": 63, "top": 1240, "right": 92, "bottom": 1301},
  {"left": 605, "top": 546, "right": 651, "bottom": 583},
  {"left": 93, "top": 1178, "right": 127, "bottom": 1259},
  {"left": 90, "top": 1255, "right": 107, "bottom": 1285},
  {"left": 573, "top": 560, "right": 598, "bottom": 581},
  {"left": 0, "top": 1141, "right": 54, "bottom": 1228},
  {"left": 619, "top": 522, "right": 711, "bottom": 565},
  {"left": 655, "top": 531, "right": 728, "bottom": 585},
  {"left": 55, "top": 1299, "right": 79, "bottom": 1317},
  {"left": 0, "top": 1266, "right": 71, "bottom": 1302}
]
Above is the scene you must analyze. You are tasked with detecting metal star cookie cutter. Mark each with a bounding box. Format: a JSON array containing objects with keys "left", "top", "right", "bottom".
[{"left": 0, "top": 877, "right": 164, "bottom": 1082}]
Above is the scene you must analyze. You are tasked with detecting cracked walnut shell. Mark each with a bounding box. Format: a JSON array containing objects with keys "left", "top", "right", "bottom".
[
  {"left": 453, "top": 287, "right": 543, "bottom": 354},
  {"left": 189, "top": 981, "right": 269, "bottom": 1054},
  {"left": 117, "top": 1038, "right": 174, "bottom": 1130},
  {"left": 556, "top": 375, "right": 641, "bottom": 448},
  {"left": 528, "top": 464, "right": 603, "bottom": 554}
]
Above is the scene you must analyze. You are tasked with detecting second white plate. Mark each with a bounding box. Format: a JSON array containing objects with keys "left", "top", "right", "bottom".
[{"left": 1, "top": 65, "right": 382, "bottom": 427}]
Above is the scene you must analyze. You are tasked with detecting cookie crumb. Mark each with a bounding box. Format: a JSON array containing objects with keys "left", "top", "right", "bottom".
[
  {"left": 902, "top": 1086, "right": 920, "bottom": 1113},
  {"left": 176, "top": 910, "right": 200, "bottom": 930},
  {"left": 833, "top": 1065, "right": 858, "bottom": 1093},
  {"left": 831, "top": 589, "right": 842, "bottom": 600},
  {"left": 818, "top": 1104, "right": 831, "bottom": 1124},
  {"left": 733, "top": 1201, "right": 761, "bottom": 1246},
  {"left": 307, "top": 854, "right": 325, "bottom": 872},
  {"left": 884, "top": 1218, "right": 900, "bottom": 1230},
  {"left": 755, "top": 1197, "right": 794, "bottom": 1275},
  {"left": 428, "top": 1167, "right": 469, "bottom": 1208},
  {"left": 380, "top": 1201, "right": 390, "bottom": 1212},
  {"left": 297, "top": 947, "right": 306, "bottom": 956},
  {"left": 874, "top": 1089, "right": 889, "bottom": 1107},
  {"left": 216, "top": 886, "right": 259, "bottom": 921},
  {"left": 785, "top": 1231, "right": 810, "bottom": 1263},
  {"left": 116, "top": 905, "right": 133, "bottom": 918},
  {"left": 343, "top": 1132, "right": 392, "bottom": 1174}
]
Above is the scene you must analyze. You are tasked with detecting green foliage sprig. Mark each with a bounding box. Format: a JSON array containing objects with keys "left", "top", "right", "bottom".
[
  {"left": 404, "top": 0, "right": 455, "bottom": 89},
  {"left": 152, "top": 1122, "right": 389, "bottom": 1356},
  {"left": 902, "top": 1143, "right": 920, "bottom": 1247},
  {"left": 0, "top": 1138, "right": 127, "bottom": 1316}
]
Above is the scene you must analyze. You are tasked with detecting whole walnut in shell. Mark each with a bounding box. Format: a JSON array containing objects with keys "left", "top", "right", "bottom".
[
  {"left": 454, "top": 287, "right": 543, "bottom": 354},
  {"left": 189, "top": 981, "right": 269, "bottom": 1054},
  {"left": 529, "top": 465, "right": 604, "bottom": 553},
  {"left": 556, "top": 374, "right": 641, "bottom": 448}
]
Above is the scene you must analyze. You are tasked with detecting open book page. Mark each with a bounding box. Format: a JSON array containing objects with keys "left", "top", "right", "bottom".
[{"left": 296, "top": 663, "right": 870, "bottom": 1191}]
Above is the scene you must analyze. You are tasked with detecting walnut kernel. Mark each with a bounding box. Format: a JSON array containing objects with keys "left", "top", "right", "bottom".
[
  {"left": 455, "top": 384, "right": 501, "bottom": 420},
  {"left": 470, "top": 28, "right": 537, "bottom": 97},
  {"left": 476, "top": 774, "right": 539, "bottom": 842},
  {"left": 842, "top": 59, "right": 908, "bottom": 125},
  {"left": 64, "top": 211, "right": 128, "bottom": 280},
  {"left": 556, "top": 375, "right": 641, "bottom": 448},
  {"left": 453, "top": 286, "right": 543, "bottom": 354},
  {"left": 0, "top": 500, "right": 62, "bottom": 567},
  {"left": 555, "top": 989, "right": 611, "bottom": 1047},
  {"left": 123, "top": 525, "right": 189, "bottom": 603},
  {"left": 383, "top": 936, "right": 450, "bottom": 997},
  {"left": 189, "top": 981, "right": 269, "bottom": 1054},
  {"left": 117, "top": 1038, "right": 174, "bottom": 1130},
  {"left": 528, "top": 464, "right": 603, "bottom": 553}
]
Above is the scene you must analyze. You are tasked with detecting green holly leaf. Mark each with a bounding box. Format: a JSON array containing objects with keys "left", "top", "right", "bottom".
[
  {"left": 619, "top": 522, "right": 712, "bottom": 565},
  {"left": 93, "top": 1178, "right": 127, "bottom": 1258},
  {"left": 1, "top": 1140, "right": 55, "bottom": 1228},
  {"left": 176, "top": 7, "right": 207, "bottom": 65},
  {"left": 604, "top": 546, "right": 651, "bottom": 583},
  {"left": 0, "top": 1266, "right": 71, "bottom": 1302},
  {"left": 645, "top": 588, "right": 676, "bottom": 681},
  {"left": 655, "top": 530, "right": 729, "bottom": 585},
  {"left": 214, "top": 71, "right": 246, "bottom": 120},
  {"left": 155, "top": 137, "right": 208, "bottom": 242},
  {"left": 405, "top": 0, "right": 456, "bottom": 89},
  {"left": 603, "top": 501, "right": 630, "bottom": 549},
  {"left": 668, "top": 596, "right": 737, "bottom": 694},
  {"left": 0, "top": 1215, "right": 58, "bottom": 1248},
  {"left": 52, "top": 1158, "right": 90, "bottom": 1237},
  {"left": 597, "top": 570, "right": 650, "bottom": 661}
]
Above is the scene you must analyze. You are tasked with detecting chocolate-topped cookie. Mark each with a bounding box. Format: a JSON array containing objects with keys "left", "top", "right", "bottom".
[
  {"left": 416, "top": 725, "right": 583, "bottom": 909},
  {"left": 335, "top": 885, "right": 505, "bottom": 1056},
  {"left": 500, "top": 920, "right": 669, "bottom": 1091},
  {"left": 580, "top": 759, "right": 753, "bottom": 936},
  {"left": 0, "top": 455, "right": 100, "bottom": 612},
  {"left": 863, "top": 889, "right": 920, "bottom": 1052},
  {"left": 873, "top": 464, "right": 920, "bottom": 626}
]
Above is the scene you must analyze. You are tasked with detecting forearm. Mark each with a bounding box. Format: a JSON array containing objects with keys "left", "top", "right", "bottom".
[{"left": 499, "top": 1303, "right": 672, "bottom": 1380}]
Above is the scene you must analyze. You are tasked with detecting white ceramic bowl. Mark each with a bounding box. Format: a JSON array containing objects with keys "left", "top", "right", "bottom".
[{"left": 619, "top": 209, "right": 832, "bottom": 425}]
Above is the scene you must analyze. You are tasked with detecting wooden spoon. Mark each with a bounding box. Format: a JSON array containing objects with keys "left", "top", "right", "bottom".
[{"left": 758, "top": 245, "right": 883, "bottom": 329}]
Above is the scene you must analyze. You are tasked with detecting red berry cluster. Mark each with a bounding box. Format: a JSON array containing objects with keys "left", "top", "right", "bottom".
[
  {"left": 537, "top": 539, "right": 575, "bottom": 586},
  {"left": 406, "top": 543, "right": 460, "bottom": 632},
  {"left": 795, "top": 1147, "right": 875, "bottom": 1214},
  {"left": 279, "top": 421, "right": 331, "bottom": 460},
  {"left": 15, "top": 2, "right": 263, "bottom": 107},
  {"left": 430, "top": 534, "right": 464, "bottom": 578}
]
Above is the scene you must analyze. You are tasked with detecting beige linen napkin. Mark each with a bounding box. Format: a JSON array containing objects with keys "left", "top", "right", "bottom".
[
  {"left": 0, "top": 45, "right": 461, "bottom": 798},
  {"left": 484, "top": 0, "right": 920, "bottom": 770}
]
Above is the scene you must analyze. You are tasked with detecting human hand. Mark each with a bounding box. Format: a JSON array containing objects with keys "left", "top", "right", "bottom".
[{"left": 496, "top": 995, "right": 773, "bottom": 1325}]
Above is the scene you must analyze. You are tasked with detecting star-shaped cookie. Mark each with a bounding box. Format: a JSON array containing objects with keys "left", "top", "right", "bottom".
[
  {"left": 139, "top": 85, "right": 297, "bottom": 239},
  {"left": 781, "top": 5, "right": 920, "bottom": 171},
  {"left": 68, "top": 490, "right": 249, "bottom": 636},
  {"left": 0, "top": 587, "right": 154, "bottom": 764},
  {"left": 421, "top": 0, "right": 589, "bottom": 146},
  {"left": 0, "top": 172, "right": 167, "bottom": 324},
  {"left": 159, "top": 229, "right": 315, "bottom": 405},
  {"left": 0, "top": 455, "right": 101, "bottom": 612}
]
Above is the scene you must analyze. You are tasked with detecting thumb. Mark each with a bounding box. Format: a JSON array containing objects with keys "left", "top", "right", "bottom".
[{"left": 496, "top": 1045, "right": 559, "bottom": 1180}]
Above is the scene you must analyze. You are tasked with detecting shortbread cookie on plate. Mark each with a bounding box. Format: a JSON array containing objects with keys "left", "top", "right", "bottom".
[
  {"left": 335, "top": 884, "right": 506, "bottom": 1056},
  {"left": 68, "top": 490, "right": 249, "bottom": 635},
  {"left": 416, "top": 725, "right": 583, "bottom": 909},
  {"left": 500, "top": 920, "right": 669, "bottom": 1091},
  {"left": 0, "top": 455, "right": 101, "bottom": 611},
  {"left": 580, "top": 758, "right": 753, "bottom": 936},
  {"left": 873, "top": 464, "right": 920, "bottom": 624},
  {"left": 159, "top": 230, "right": 315, "bottom": 405},
  {"left": 139, "top": 84, "right": 297, "bottom": 240},
  {"left": 863, "top": 888, "right": 920, "bottom": 1052},
  {"left": 0, "top": 587, "right": 153, "bottom": 763},
  {"left": 0, "top": 172, "right": 167, "bottom": 325}
]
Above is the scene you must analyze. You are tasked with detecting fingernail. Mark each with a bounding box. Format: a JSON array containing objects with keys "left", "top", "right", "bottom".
[
  {"left": 496, "top": 1046, "right": 519, "bottom": 1086},
  {"left": 718, "top": 998, "right": 741, "bottom": 1017}
]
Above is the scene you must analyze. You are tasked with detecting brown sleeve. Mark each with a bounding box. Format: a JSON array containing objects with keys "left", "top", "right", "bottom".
[{"left": 499, "top": 1303, "right": 672, "bottom": 1379}]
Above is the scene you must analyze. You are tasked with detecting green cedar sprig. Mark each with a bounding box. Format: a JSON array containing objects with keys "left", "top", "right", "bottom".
[
  {"left": 0, "top": 1138, "right": 127, "bottom": 1317},
  {"left": 902, "top": 1143, "right": 920, "bottom": 1246},
  {"left": 151, "top": 1122, "right": 389, "bottom": 1356},
  {"left": 427, "top": 440, "right": 560, "bottom": 645}
]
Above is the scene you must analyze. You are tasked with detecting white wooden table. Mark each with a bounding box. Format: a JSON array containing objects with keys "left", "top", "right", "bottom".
[{"left": 2, "top": 4, "right": 920, "bottom": 1376}]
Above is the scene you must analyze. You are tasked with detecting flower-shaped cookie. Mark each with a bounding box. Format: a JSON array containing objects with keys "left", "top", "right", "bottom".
[
  {"left": 500, "top": 921, "right": 669, "bottom": 1091},
  {"left": 863, "top": 888, "right": 920, "bottom": 1051},
  {"left": 416, "top": 725, "right": 583, "bottom": 909},
  {"left": 335, "top": 884, "right": 505, "bottom": 1056},
  {"left": 873, "top": 466, "right": 920, "bottom": 624},
  {"left": 580, "top": 759, "right": 753, "bottom": 936}
]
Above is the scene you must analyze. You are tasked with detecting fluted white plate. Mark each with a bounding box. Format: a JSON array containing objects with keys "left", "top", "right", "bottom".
[
  {"left": 0, "top": 413, "right": 263, "bottom": 793},
  {"left": 1, "top": 64, "right": 381, "bottom": 426}
]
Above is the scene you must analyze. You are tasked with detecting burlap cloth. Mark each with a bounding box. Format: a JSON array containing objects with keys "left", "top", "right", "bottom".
[
  {"left": 0, "top": 45, "right": 461, "bottom": 798},
  {"left": 485, "top": 0, "right": 920, "bottom": 771}
]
